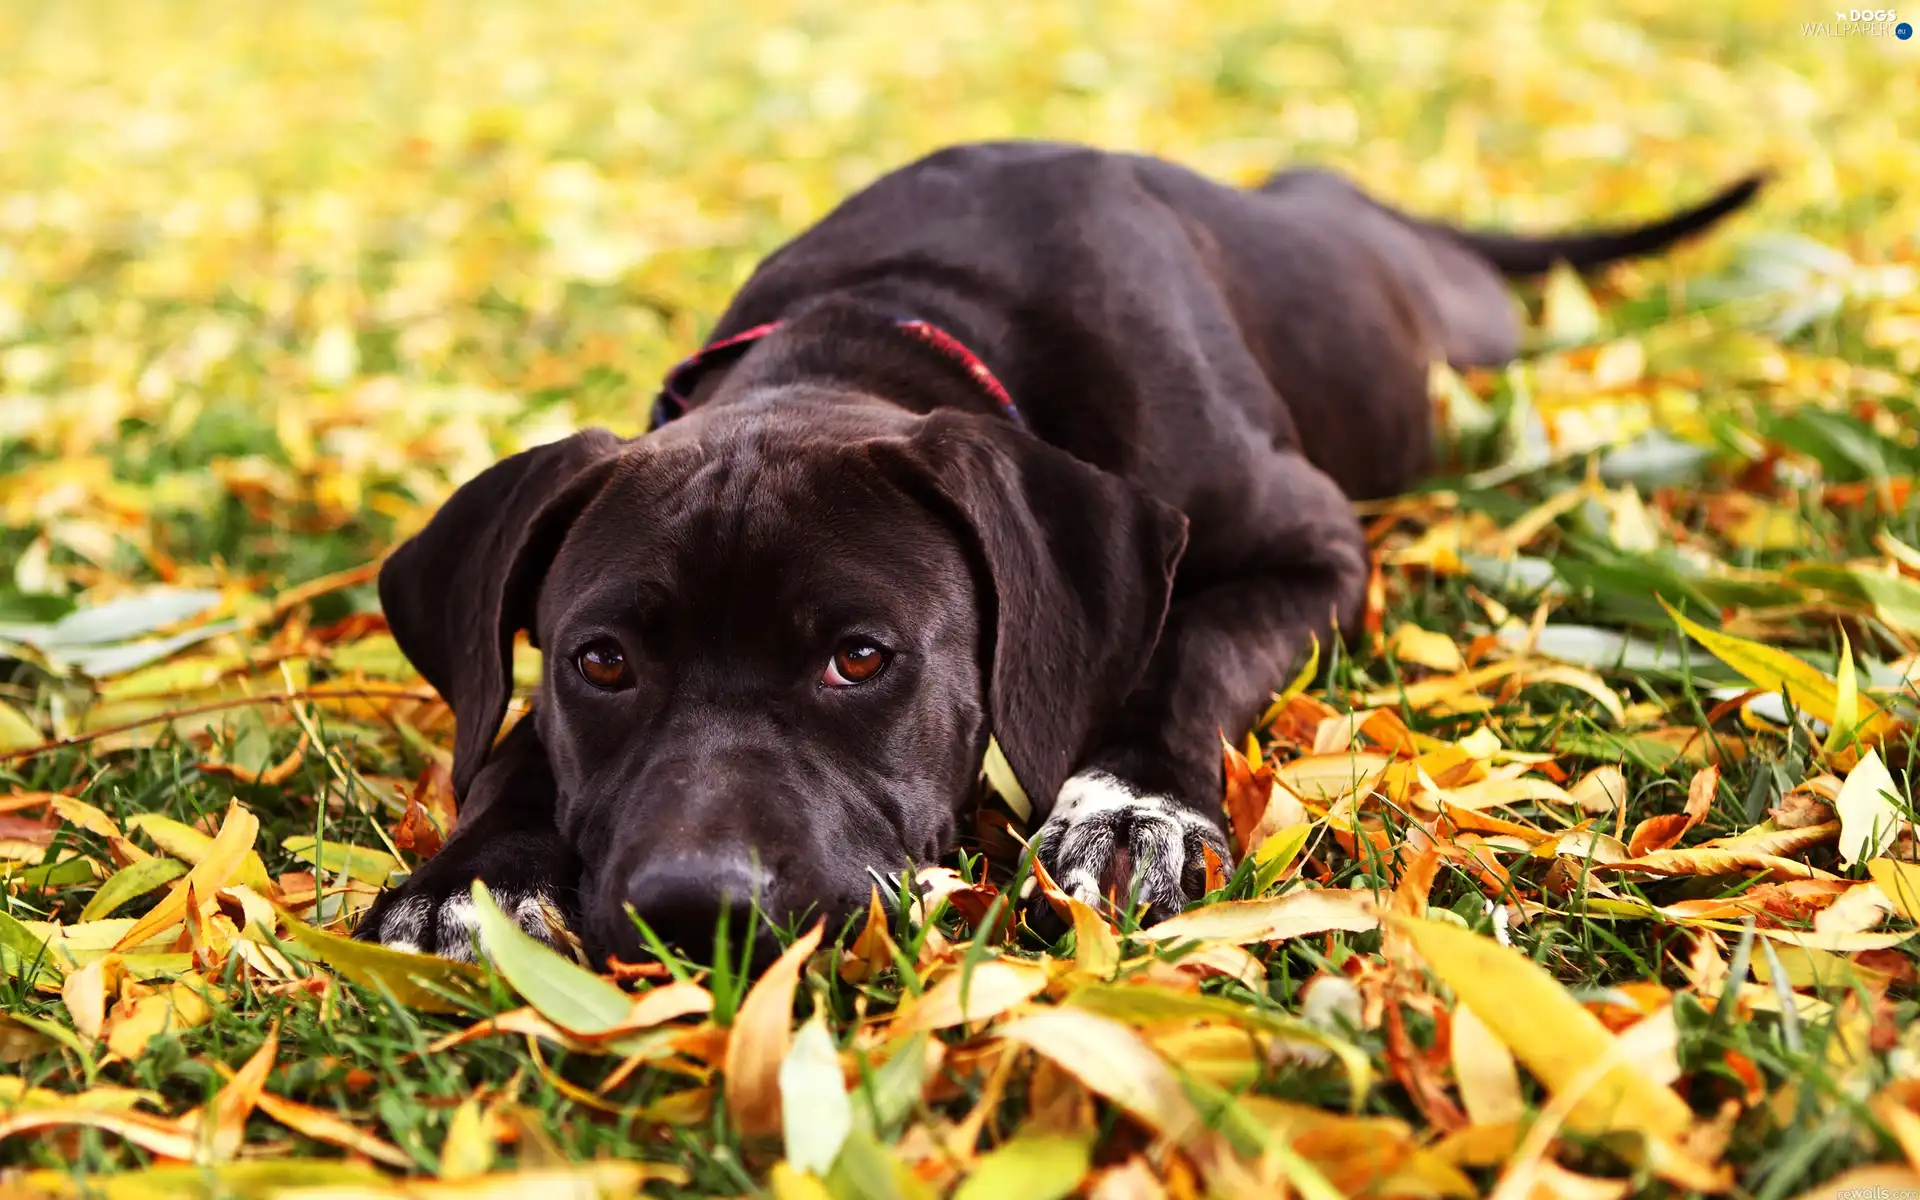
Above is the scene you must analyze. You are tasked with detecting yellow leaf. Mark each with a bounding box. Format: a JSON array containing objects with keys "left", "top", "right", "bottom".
[
  {"left": 1450, "top": 1003, "right": 1523, "bottom": 1127},
  {"left": 1871, "top": 859, "right": 1920, "bottom": 921},
  {"left": 115, "top": 801, "right": 260, "bottom": 950},
  {"left": 1836, "top": 748, "right": 1902, "bottom": 868},
  {"left": 1389, "top": 624, "right": 1463, "bottom": 672},
  {"left": 126, "top": 812, "right": 274, "bottom": 895},
  {"left": 894, "top": 959, "right": 1051, "bottom": 1033},
  {"left": 981, "top": 736, "right": 1031, "bottom": 823},
  {"left": 61, "top": 954, "right": 120, "bottom": 1051},
  {"left": 1067, "top": 897, "right": 1120, "bottom": 978},
  {"left": 104, "top": 976, "right": 223, "bottom": 1060},
  {"left": 1430, "top": 775, "right": 1575, "bottom": 812},
  {"left": 724, "top": 921, "right": 825, "bottom": 1139},
  {"left": 1541, "top": 260, "right": 1603, "bottom": 344},
  {"left": 1271, "top": 753, "right": 1393, "bottom": 803},
  {"left": 998, "top": 1008, "right": 1206, "bottom": 1146},
  {"left": 48, "top": 796, "right": 128, "bottom": 843},
  {"left": 1570, "top": 767, "right": 1627, "bottom": 814},
  {"left": 1136, "top": 888, "right": 1379, "bottom": 945},
  {"left": 1662, "top": 598, "right": 1889, "bottom": 737},
  {"left": 0, "top": 700, "right": 42, "bottom": 753},
  {"left": 440, "top": 1097, "right": 495, "bottom": 1180},
  {"left": 1391, "top": 916, "right": 1702, "bottom": 1152}
]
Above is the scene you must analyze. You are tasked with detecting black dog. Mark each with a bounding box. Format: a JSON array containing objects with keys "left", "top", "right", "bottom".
[{"left": 358, "top": 141, "right": 1762, "bottom": 963}]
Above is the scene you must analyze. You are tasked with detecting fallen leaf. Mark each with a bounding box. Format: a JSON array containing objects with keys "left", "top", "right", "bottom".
[
  {"left": 206, "top": 1022, "right": 278, "bottom": 1160},
  {"left": 248, "top": 1089, "right": 414, "bottom": 1169},
  {"left": 281, "top": 912, "right": 484, "bottom": 1013},
  {"left": 469, "top": 880, "right": 630, "bottom": 1036},
  {"left": 725, "top": 921, "right": 825, "bottom": 1139},
  {"left": 1450, "top": 1002, "right": 1523, "bottom": 1127},
  {"left": 894, "top": 959, "right": 1052, "bottom": 1033},
  {"left": 781, "top": 1011, "right": 852, "bottom": 1176},
  {"left": 953, "top": 1132, "right": 1095, "bottom": 1200},
  {"left": 1836, "top": 748, "right": 1903, "bottom": 868},
  {"left": 1391, "top": 916, "right": 1704, "bottom": 1156},
  {"left": 114, "top": 800, "right": 260, "bottom": 950},
  {"left": 1136, "top": 888, "right": 1379, "bottom": 944},
  {"left": 999, "top": 1008, "right": 1206, "bottom": 1146}
]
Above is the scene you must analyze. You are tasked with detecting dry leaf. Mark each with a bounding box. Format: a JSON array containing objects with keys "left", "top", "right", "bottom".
[{"left": 724, "top": 921, "right": 825, "bottom": 1139}]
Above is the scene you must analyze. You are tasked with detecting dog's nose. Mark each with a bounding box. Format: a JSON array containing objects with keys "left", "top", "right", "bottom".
[{"left": 624, "top": 854, "right": 769, "bottom": 957}]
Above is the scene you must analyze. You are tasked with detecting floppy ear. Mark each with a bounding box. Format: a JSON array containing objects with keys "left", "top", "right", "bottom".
[
  {"left": 876, "top": 413, "right": 1188, "bottom": 806},
  {"left": 379, "top": 429, "right": 626, "bottom": 798}
]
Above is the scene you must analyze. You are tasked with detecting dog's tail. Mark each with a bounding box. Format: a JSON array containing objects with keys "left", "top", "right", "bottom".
[{"left": 1432, "top": 171, "right": 1770, "bottom": 278}]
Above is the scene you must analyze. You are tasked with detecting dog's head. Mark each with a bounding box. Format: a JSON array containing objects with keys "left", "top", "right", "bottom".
[{"left": 378, "top": 394, "right": 1185, "bottom": 962}]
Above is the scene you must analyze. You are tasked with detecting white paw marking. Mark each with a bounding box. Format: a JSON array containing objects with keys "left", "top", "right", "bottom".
[
  {"left": 1039, "top": 770, "right": 1226, "bottom": 914},
  {"left": 376, "top": 896, "right": 429, "bottom": 946},
  {"left": 374, "top": 888, "right": 567, "bottom": 963},
  {"left": 435, "top": 895, "right": 482, "bottom": 963}
]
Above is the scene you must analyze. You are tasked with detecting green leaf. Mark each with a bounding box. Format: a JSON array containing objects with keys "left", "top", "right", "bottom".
[
  {"left": 781, "top": 1011, "right": 853, "bottom": 1176},
  {"left": 981, "top": 736, "right": 1031, "bottom": 823},
  {"left": 1825, "top": 629, "right": 1860, "bottom": 756},
  {"left": 952, "top": 1133, "right": 1094, "bottom": 1200},
  {"left": 469, "top": 881, "right": 631, "bottom": 1036},
  {"left": 1660, "top": 598, "right": 1847, "bottom": 726},
  {"left": 282, "top": 835, "right": 404, "bottom": 887},
  {"left": 279, "top": 912, "right": 484, "bottom": 1013},
  {"left": 0, "top": 587, "right": 221, "bottom": 649},
  {"left": 1251, "top": 825, "right": 1311, "bottom": 895},
  {"left": 0, "top": 906, "right": 63, "bottom": 985},
  {"left": 3, "top": 857, "right": 98, "bottom": 890},
  {"left": 80, "top": 858, "right": 189, "bottom": 922},
  {"left": 1791, "top": 564, "right": 1920, "bottom": 636}
]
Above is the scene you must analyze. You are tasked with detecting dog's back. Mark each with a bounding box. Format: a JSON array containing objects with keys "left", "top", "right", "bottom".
[{"left": 704, "top": 140, "right": 1761, "bottom": 505}]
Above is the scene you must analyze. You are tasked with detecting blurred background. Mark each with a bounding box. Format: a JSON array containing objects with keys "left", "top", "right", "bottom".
[{"left": 0, "top": 0, "right": 1914, "bottom": 599}]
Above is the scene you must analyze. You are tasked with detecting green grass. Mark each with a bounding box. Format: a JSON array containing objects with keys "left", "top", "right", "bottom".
[{"left": 4, "top": 0, "right": 1920, "bottom": 1196}]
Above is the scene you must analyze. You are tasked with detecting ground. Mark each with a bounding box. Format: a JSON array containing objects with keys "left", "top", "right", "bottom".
[{"left": 3, "top": 0, "right": 1920, "bottom": 1196}]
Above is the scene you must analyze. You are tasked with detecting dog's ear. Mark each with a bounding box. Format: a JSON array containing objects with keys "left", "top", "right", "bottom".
[
  {"left": 379, "top": 430, "right": 626, "bottom": 797},
  {"left": 875, "top": 413, "right": 1187, "bottom": 806}
]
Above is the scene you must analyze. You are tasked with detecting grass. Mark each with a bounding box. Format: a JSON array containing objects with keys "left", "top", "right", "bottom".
[{"left": 4, "top": 0, "right": 1920, "bottom": 1195}]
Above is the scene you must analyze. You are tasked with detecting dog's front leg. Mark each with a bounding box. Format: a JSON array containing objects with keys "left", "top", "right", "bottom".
[
  {"left": 1037, "top": 452, "right": 1369, "bottom": 923},
  {"left": 356, "top": 716, "right": 583, "bottom": 961}
]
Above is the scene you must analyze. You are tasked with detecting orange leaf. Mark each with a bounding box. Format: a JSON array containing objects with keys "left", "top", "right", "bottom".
[
  {"left": 0, "top": 1109, "right": 197, "bottom": 1162},
  {"left": 249, "top": 1089, "right": 413, "bottom": 1169},
  {"left": 723, "top": 921, "right": 824, "bottom": 1139},
  {"left": 839, "top": 890, "right": 898, "bottom": 984},
  {"left": 1627, "top": 765, "right": 1718, "bottom": 858},
  {"left": 206, "top": 1023, "right": 278, "bottom": 1160}
]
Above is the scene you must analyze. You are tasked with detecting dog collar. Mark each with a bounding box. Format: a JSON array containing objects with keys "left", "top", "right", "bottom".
[{"left": 650, "top": 317, "right": 1023, "bottom": 432}]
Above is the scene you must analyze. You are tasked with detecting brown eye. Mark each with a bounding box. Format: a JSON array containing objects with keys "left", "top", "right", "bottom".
[
  {"left": 823, "top": 639, "right": 889, "bottom": 687},
  {"left": 576, "top": 640, "right": 632, "bottom": 690}
]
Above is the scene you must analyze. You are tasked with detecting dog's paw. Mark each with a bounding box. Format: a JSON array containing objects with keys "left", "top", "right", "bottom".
[
  {"left": 355, "top": 840, "right": 579, "bottom": 963},
  {"left": 1036, "top": 769, "right": 1229, "bottom": 924}
]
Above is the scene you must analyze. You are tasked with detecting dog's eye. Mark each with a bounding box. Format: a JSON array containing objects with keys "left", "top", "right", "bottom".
[
  {"left": 823, "top": 639, "right": 890, "bottom": 687},
  {"left": 576, "top": 640, "right": 633, "bottom": 690}
]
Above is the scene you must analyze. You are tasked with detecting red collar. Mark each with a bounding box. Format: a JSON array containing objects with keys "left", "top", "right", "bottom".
[{"left": 651, "top": 317, "right": 1022, "bottom": 431}]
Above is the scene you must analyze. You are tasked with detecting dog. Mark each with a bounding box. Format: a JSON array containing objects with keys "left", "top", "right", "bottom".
[{"left": 356, "top": 140, "right": 1762, "bottom": 963}]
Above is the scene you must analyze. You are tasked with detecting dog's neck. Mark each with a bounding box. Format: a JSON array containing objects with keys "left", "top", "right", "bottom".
[{"left": 686, "top": 294, "right": 1020, "bottom": 426}]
